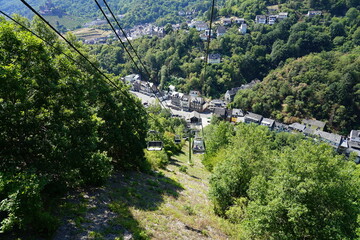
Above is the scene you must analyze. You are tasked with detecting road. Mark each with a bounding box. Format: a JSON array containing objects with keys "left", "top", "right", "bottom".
[{"left": 130, "top": 91, "right": 213, "bottom": 128}]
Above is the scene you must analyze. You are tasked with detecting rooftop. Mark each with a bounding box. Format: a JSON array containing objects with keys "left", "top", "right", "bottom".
[
  {"left": 289, "top": 123, "right": 306, "bottom": 132},
  {"left": 315, "top": 130, "right": 342, "bottom": 145},
  {"left": 302, "top": 119, "right": 326, "bottom": 129},
  {"left": 245, "top": 112, "right": 263, "bottom": 121},
  {"left": 261, "top": 118, "right": 275, "bottom": 126}
]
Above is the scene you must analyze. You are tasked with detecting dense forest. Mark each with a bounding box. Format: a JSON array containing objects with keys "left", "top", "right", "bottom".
[
  {"left": 0, "top": 15, "right": 186, "bottom": 235},
  {"left": 0, "top": 0, "right": 214, "bottom": 28},
  {"left": 204, "top": 121, "right": 360, "bottom": 239}
]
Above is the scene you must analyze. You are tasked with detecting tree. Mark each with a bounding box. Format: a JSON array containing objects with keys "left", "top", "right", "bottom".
[{"left": 242, "top": 141, "right": 360, "bottom": 240}]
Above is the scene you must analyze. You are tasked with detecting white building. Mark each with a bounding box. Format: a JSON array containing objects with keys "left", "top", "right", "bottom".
[
  {"left": 207, "top": 54, "right": 221, "bottom": 64},
  {"left": 239, "top": 24, "right": 247, "bottom": 34}
]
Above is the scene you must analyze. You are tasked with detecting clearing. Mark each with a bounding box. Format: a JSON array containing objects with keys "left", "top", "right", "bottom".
[
  {"left": 53, "top": 144, "right": 234, "bottom": 239},
  {"left": 71, "top": 28, "right": 113, "bottom": 40}
]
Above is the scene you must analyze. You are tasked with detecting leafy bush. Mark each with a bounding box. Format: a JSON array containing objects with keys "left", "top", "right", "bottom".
[
  {"left": 0, "top": 17, "right": 147, "bottom": 233},
  {"left": 0, "top": 172, "right": 58, "bottom": 234},
  {"left": 144, "top": 150, "right": 169, "bottom": 169},
  {"left": 80, "top": 151, "right": 113, "bottom": 185},
  {"left": 208, "top": 123, "right": 360, "bottom": 239},
  {"left": 179, "top": 165, "right": 188, "bottom": 173}
]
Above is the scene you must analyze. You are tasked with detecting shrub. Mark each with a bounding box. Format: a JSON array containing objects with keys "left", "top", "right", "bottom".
[
  {"left": 0, "top": 172, "right": 58, "bottom": 234},
  {"left": 179, "top": 165, "right": 188, "bottom": 173},
  {"left": 144, "top": 150, "right": 169, "bottom": 169},
  {"left": 80, "top": 151, "right": 113, "bottom": 185}
]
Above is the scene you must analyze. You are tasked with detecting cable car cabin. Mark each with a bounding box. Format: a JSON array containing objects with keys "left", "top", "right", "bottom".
[
  {"left": 193, "top": 137, "right": 205, "bottom": 154},
  {"left": 147, "top": 130, "right": 163, "bottom": 151},
  {"left": 174, "top": 135, "right": 181, "bottom": 144},
  {"left": 147, "top": 141, "right": 163, "bottom": 151}
]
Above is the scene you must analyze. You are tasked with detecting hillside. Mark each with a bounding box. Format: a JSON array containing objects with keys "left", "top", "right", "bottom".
[
  {"left": 0, "top": 0, "right": 212, "bottom": 29},
  {"left": 3, "top": 0, "right": 358, "bottom": 30},
  {"left": 232, "top": 49, "right": 360, "bottom": 134}
]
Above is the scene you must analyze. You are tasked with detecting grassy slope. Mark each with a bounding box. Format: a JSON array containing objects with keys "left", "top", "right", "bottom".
[
  {"left": 71, "top": 28, "right": 113, "bottom": 40},
  {"left": 43, "top": 15, "right": 89, "bottom": 30},
  {"left": 53, "top": 143, "right": 235, "bottom": 239}
]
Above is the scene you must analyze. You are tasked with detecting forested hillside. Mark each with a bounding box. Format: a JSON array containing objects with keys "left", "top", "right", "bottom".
[
  {"left": 0, "top": 0, "right": 213, "bottom": 28},
  {"left": 90, "top": 6, "right": 360, "bottom": 133},
  {"left": 0, "top": 0, "right": 46, "bottom": 18},
  {"left": 232, "top": 49, "right": 360, "bottom": 134},
  {"left": 1, "top": 0, "right": 360, "bottom": 238},
  {"left": 0, "top": 15, "right": 148, "bottom": 234},
  {"left": 204, "top": 121, "right": 360, "bottom": 239}
]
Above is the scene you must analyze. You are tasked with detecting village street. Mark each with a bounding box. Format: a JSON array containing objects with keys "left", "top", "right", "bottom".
[{"left": 130, "top": 91, "right": 212, "bottom": 128}]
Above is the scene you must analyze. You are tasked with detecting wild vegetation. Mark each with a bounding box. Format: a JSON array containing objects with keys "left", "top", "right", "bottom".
[
  {"left": 91, "top": 5, "right": 360, "bottom": 132},
  {"left": 1, "top": 0, "right": 360, "bottom": 238},
  {"left": 0, "top": 15, "right": 149, "bottom": 235},
  {"left": 205, "top": 122, "right": 360, "bottom": 239}
]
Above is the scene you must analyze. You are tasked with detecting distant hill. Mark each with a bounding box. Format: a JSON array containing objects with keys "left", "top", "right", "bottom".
[
  {"left": 0, "top": 0, "right": 46, "bottom": 18},
  {"left": 0, "top": 0, "right": 212, "bottom": 29},
  {"left": 233, "top": 49, "right": 360, "bottom": 134},
  {"left": 2, "top": 0, "right": 358, "bottom": 30}
]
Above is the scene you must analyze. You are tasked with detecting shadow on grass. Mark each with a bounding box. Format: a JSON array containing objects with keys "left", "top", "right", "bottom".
[
  {"left": 109, "top": 171, "right": 184, "bottom": 211},
  {"left": 169, "top": 157, "right": 182, "bottom": 167},
  {"left": 106, "top": 171, "right": 185, "bottom": 239}
]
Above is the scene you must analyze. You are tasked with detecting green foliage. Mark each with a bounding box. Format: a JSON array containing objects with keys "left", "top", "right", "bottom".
[
  {"left": 208, "top": 123, "right": 360, "bottom": 239},
  {"left": 209, "top": 124, "right": 276, "bottom": 215},
  {"left": 203, "top": 121, "right": 235, "bottom": 171},
  {"left": 144, "top": 150, "right": 169, "bottom": 170},
  {"left": 234, "top": 49, "right": 360, "bottom": 133},
  {"left": 0, "top": 172, "right": 58, "bottom": 235},
  {"left": 179, "top": 165, "right": 188, "bottom": 173},
  {"left": 81, "top": 151, "right": 113, "bottom": 185},
  {"left": 0, "top": 17, "right": 147, "bottom": 233}
]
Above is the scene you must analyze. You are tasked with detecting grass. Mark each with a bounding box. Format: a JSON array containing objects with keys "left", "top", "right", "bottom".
[
  {"left": 71, "top": 28, "right": 113, "bottom": 40},
  {"left": 52, "top": 142, "right": 236, "bottom": 239},
  {"left": 117, "top": 143, "right": 234, "bottom": 239},
  {"left": 43, "top": 15, "right": 89, "bottom": 30}
]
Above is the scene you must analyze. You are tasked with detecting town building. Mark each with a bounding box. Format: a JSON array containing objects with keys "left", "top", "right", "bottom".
[
  {"left": 274, "top": 121, "right": 290, "bottom": 132},
  {"left": 213, "top": 107, "right": 227, "bottom": 119},
  {"left": 268, "top": 15, "right": 277, "bottom": 25},
  {"left": 189, "top": 90, "right": 201, "bottom": 97},
  {"left": 255, "top": 15, "right": 267, "bottom": 24},
  {"left": 187, "top": 111, "right": 201, "bottom": 124},
  {"left": 170, "top": 92, "right": 183, "bottom": 109},
  {"left": 239, "top": 23, "right": 247, "bottom": 34},
  {"left": 189, "top": 96, "right": 206, "bottom": 112},
  {"left": 222, "top": 18, "right": 232, "bottom": 26},
  {"left": 302, "top": 119, "right": 326, "bottom": 131},
  {"left": 216, "top": 26, "right": 227, "bottom": 37},
  {"left": 314, "top": 130, "right": 343, "bottom": 149},
  {"left": 207, "top": 54, "right": 221, "bottom": 64},
  {"left": 234, "top": 18, "right": 245, "bottom": 24},
  {"left": 209, "top": 99, "right": 227, "bottom": 111},
  {"left": 261, "top": 118, "right": 275, "bottom": 129},
  {"left": 244, "top": 112, "right": 263, "bottom": 124},
  {"left": 350, "top": 130, "right": 360, "bottom": 143},
  {"left": 225, "top": 87, "right": 241, "bottom": 102},
  {"left": 278, "top": 12, "right": 289, "bottom": 20},
  {"left": 189, "top": 21, "right": 208, "bottom": 31},
  {"left": 307, "top": 11, "right": 322, "bottom": 17},
  {"left": 181, "top": 95, "right": 191, "bottom": 111},
  {"left": 289, "top": 123, "right": 306, "bottom": 132}
]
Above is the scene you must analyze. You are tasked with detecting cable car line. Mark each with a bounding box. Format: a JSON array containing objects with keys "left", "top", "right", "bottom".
[
  {"left": 0, "top": 10, "right": 77, "bottom": 64},
  {"left": 14, "top": 1, "right": 153, "bottom": 130},
  {"left": 202, "top": 0, "right": 216, "bottom": 86},
  {"left": 102, "top": 0, "right": 152, "bottom": 82},
  {"left": 16, "top": 0, "right": 193, "bottom": 150},
  {"left": 95, "top": 0, "right": 173, "bottom": 115},
  {"left": 19, "top": 0, "right": 137, "bottom": 108}
]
